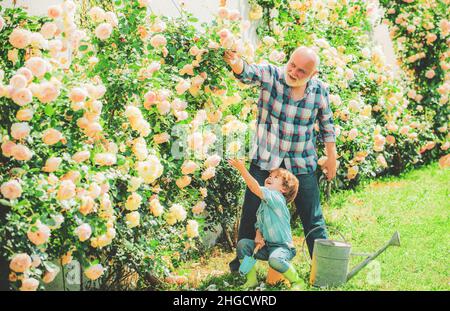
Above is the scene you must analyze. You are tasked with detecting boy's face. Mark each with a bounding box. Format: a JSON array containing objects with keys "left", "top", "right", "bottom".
[{"left": 264, "top": 171, "right": 285, "bottom": 194}]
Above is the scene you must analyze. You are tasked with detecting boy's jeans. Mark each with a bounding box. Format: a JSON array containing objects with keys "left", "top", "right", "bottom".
[
  {"left": 237, "top": 239, "right": 296, "bottom": 273},
  {"left": 229, "top": 162, "right": 328, "bottom": 272}
]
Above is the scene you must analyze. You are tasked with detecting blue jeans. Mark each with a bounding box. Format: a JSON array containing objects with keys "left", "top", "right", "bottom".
[
  {"left": 237, "top": 239, "right": 296, "bottom": 273},
  {"left": 230, "top": 162, "right": 328, "bottom": 272}
]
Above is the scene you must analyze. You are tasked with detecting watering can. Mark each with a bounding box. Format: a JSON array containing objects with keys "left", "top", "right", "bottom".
[
  {"left": 239, "top": 244, "right": 262, "bottom": 276},
  {"left": 303, "top": 226, "right": 401, "bottom": 287}
]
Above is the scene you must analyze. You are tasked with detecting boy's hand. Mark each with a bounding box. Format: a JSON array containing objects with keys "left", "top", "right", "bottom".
[
  {"left": 228, "top": 158, "right": 246, "bottom": 172},
  {"left": 255, "top": 230, "right": 265, "bottom": 249}
]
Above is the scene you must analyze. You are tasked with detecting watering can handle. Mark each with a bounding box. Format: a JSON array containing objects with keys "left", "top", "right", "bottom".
[{"left": 301, "top": 225, "right": 347, "bottom": 265}]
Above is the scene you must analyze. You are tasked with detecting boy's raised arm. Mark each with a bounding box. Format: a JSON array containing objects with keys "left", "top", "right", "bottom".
[{"left": 228, "top": 159, "right": 263, "bottom": 200}]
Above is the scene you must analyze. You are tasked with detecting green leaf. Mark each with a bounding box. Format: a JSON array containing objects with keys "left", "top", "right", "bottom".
[
  {"left": 0, "top": 199, "right": 12, "bottom": 207},
  {"left": 79, "top": 45, "right": 88, "bottom": 51},
  {"left": 44, "top": 104, "right": 55, "bottom": 117}
]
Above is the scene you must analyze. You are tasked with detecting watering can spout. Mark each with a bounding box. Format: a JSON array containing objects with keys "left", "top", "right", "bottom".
[{"left": 347, "top": 231, "right": 400, "bottom": 281}]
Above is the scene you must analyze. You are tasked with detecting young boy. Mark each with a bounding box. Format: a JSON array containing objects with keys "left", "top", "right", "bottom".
[{"left": 228, "top": 158, "right": 304, "bottom": 290}]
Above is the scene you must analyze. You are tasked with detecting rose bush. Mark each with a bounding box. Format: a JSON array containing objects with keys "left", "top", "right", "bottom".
[
  {"left": 0, "top": 0, "right": 254, "bottom": 290},
  {"left": 0, "top": 0, "right": 447, "bottom": 291},
  {"left": 251, "top": 0, "right": 441, "bottom": 190},
  {"left": 379, "top": 0, "right": 449, "bottom": 164}
]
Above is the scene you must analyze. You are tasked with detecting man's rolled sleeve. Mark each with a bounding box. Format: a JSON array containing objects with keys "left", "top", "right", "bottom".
[
  {"left": 318, "top": 87, "right": 336, "bottom": 143},
  {"left": 233, "top": 61, "right": 273, "bottom": 87}
]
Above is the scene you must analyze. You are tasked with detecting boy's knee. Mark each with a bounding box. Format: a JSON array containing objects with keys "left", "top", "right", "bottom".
[{"left": 268, "top": 257, "right": 286, "bottom": 272}]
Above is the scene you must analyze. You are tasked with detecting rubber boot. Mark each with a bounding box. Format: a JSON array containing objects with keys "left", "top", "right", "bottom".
[
  {"left": 282, "top": 265, "right": 305, "bottom": 291},
  {"left": 243, "top": 265, "right": 258, "bottom": 289}
]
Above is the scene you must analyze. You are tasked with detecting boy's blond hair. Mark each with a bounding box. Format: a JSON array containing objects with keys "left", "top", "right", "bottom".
[{"left": 270, "top": 168, "right": 299, "bottom": 204}]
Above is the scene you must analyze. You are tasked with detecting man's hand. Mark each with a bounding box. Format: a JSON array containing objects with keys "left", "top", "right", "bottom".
[
  {"left": 255, "top": 230, "right": 265, "bottom": 250},
  {"left": 228, "top": 158, "right": 246, "bottom": 172},
  {"left": 322, "top": 156, "right": 337, "bottom": 181},
  {"left": 223, "top": 50, "right": 238, "bottom": 65},
  {"left": 223, "top": 50, "right": 244, "bottom": 75}
]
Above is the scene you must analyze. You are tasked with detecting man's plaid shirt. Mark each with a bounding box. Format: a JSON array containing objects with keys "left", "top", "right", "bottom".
[{"left": 234, "top": 61, "right": 336, "bottom": 175}]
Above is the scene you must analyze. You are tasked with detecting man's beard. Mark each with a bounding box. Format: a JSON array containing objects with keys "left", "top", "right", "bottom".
[{"left": 283, "top": 66, "right": 310, "bottom": 87}]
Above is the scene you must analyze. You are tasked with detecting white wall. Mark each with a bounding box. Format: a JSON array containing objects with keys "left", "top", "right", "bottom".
[{"left": 1, "top": 0, "right": 63, "bottom": 16}]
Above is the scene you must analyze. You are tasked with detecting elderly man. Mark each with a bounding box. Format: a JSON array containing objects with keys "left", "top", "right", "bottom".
[{"left": 224, "top": 46, "right": 337, "bottom": 273}]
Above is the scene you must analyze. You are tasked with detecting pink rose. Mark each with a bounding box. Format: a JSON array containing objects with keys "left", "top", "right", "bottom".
[
  {"left": 347, "top": 128, "right": 358, "bottom": 141},
  {"left": 10, "top": 74, "right": 28, "bottom": 89},
  {"left": 94, "top": 152, "right": 116, "bottom": 166},
  {"left": 72, "top": 150, "right": 90, "bottom": 163},
  {"left": 42, "top": 128, "right": 63, "bottom": 145},
  {"left": 40, "top": 22, "right": 58, "bottom": 39},
  {"left": 43, "top": 156, "right": 62, "bottom": 172},
  {"left": 228, "top": 9, "right": 241, "bottom": 21},
  {"left": 31, "top": 254, "right": 41, "bottom": 268},
  {"left": 175, "top": 79, "right": 190, "bottom": 95},
  {"left": 217, "top": 7, "right": 229, "bottom": 19},
  {"left": 11, "top": 144, "right": 33, "bottom": 161},
  {"left": 47, "top": 5, "right": 62, "bottom": 19},
  {"left": 84, "top": 264, "right": 104, "bottom": 281},
  {"left": 20, "top": 278, "right": 39, "bottom": 291},
  {"left": 84, "top": 122, "right": 103, "bottom": 138},
  {"left": 75, "top": 223, "right": 92, "bottom": 242},
  {"left": 27, "top": 222, "right": 51, "bottom": 246},
  {"left": 176, "top": 175, "right": 192, "bottom": 189},
  {"left": 69, "top": 87, "right": 88, "bottom": 103},
  {"left": 1, "top": 180, "right": 23, "bottom": 200},
  {"left": 61, "top": 171, "right": 81, "bottom": 184},
  {"left": 79, "top": 196, "right": 95, "bottom": 215},
  {"left": 11, "top": 122, "right": 31, "bottom": 140},
  {"left": 218, "top": 28, "right": 231, "bottom": 40},
  {"left": 171, "top": 98, "right": 188, "bottom": 111},
  {"left": 9, "top": 28, "right": 31, "bottom": 49},
  {"left": 88, "top": 183, "right": 101, "bottom": 198},
  {"left": 157, "top": 100, "right": 171, "bottom": 115},
  {"left": 9, "top": 253, "right": 32, "bottom": 273},
  {"left": 205, "top": 154, "right": 221, "bottom": 168},
  {"left": 153, "top": 132, "right": 170, "bottom": 144},
  {"left": 7, "top": 50, "right": 19, "bottom": 66},
  {"left": 192, "top": 201, "right": 206, "bottom": 215},
  {"left": 386, "top": 135, "right": 396, "bottom": 145},
  {"left": 201, "top": 167, "right": 216, "bottom": 181},
  {"left": 105, "top": 12, "right": 119, "bottom": 27},
  {"left": 175, "top": 110, "right": 188, "bottom": 121},
  {"left": 16, "top": 67, "right": 33, "bottom": 83},
  {"left": 1, "top": 141, "right": 16, "bottom": 157},
  {"left": 425, "top": 69, "right": 435, "bottom": 79},
  {"left": 88, "top": 7, "right": 106, "bottom": 22},
  {"left": 181, "top": 160, "right": 199, "bottom": 175},
  {"left": 86, "top": 84, "right": 106, "bottom": 99},
  {"left": 16, "top": 108, "right": 34, "bottom": 121},
  {"left": 11, "top": 88, "right": 33, "bottom": 106},
  {"left": 189, "top": 45, "right": 200, "bottom": 56},
  {"left": 57, "top": 180, "right": 76, "bottom": 201},
  {"left": 144, "top": 91, "right": 157, "bottom": 105},
  {"left": 150, "top": 34, "right": 167, "bottom": 48},
  {"left": 148, "top": 61, "right": 161, "bottom": 73},
  {"left": 42, "top": 265, "right": 60, "bottom": 283},
  {"left": 179, "top": 64, "right": 195, "bottom": 76},
  {"left": 95, "top": 23, "right": 113, "bottom": 41},
  {"left": 25, "top": 57, "right": 48, "bottom": 78}
]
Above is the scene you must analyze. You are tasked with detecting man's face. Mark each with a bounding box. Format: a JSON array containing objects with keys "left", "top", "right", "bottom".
[{"left": 284, "top": 52, "right": 317, "bottom": 87}]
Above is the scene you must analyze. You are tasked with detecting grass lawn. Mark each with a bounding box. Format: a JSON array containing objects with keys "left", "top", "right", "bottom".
[{"left": 173, "top": 162, "right": 449, "bottom": 291}]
